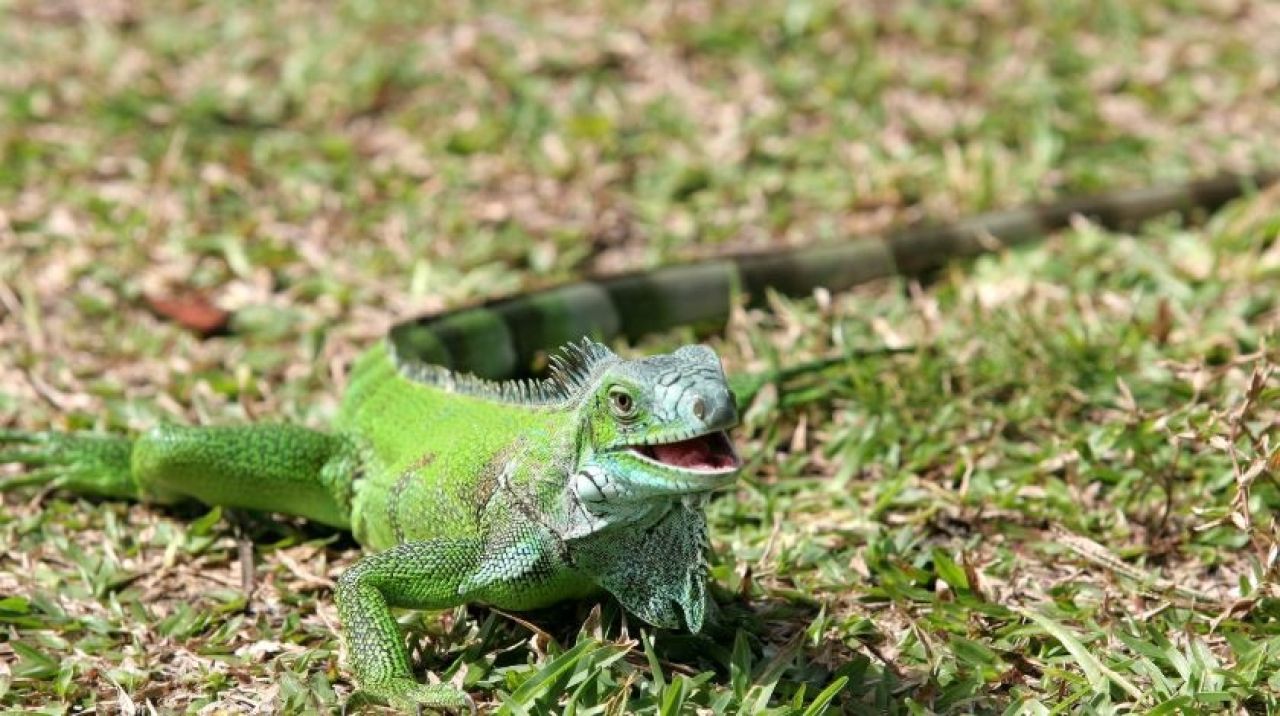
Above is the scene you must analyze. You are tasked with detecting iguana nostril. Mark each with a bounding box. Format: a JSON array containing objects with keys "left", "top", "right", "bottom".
[{"left": 692, "top": 396, "right": 706, "bottom": 420}]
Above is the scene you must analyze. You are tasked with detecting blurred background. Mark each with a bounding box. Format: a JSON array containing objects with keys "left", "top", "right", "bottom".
[{"left": 2, "top": 1, "right": 1280, "bottom": 713}]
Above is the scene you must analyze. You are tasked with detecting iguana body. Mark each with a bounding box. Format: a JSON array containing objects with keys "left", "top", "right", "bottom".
[
  {"left": 1, "top": 339, "right": 740, "bottom": 711},
  {"left": 1, "top": 171, "right": 1274, "bottom": 711}
]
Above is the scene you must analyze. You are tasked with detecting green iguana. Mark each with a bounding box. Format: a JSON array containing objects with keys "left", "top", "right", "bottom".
[
  {"left": 0, "top": 172, "right": 1274, "bottom": 712},
  {"left": 2, "top": 339, "right": 740, "bottom": 712}
]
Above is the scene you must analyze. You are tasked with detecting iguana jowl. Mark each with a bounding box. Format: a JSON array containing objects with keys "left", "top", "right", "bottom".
[
  {"left": 1, "top": 338, "right": 741, "bottom": 711},
  {"left": 1, "top": 171, "right": 1275, "bottom": 710}
]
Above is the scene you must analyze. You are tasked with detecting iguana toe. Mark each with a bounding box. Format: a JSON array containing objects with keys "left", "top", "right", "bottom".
[{"left": 347, "top": 679, "right": 473, "bottom": 715}]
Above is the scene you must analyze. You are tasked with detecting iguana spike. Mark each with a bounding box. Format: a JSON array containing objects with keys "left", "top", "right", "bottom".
[
  {"left": 545, "top": 338, "right": 617, "bottom": 397},
  {"left": 391, "top": 336, "right": 619, "bottom": 406}
]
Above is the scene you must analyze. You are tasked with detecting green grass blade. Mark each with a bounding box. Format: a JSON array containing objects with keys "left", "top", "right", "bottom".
[
  {"left": 497, "top": 639, "right": 603, "bottom": 715},
  {"left": 1014, "top": 607, "right": 1143, "bottom": 701},
  {"left": 801, "top": 676, "right": 849, "bottom": 716}
]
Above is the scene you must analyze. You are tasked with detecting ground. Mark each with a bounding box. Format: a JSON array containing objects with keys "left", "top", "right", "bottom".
[{"left": 3, "top": 0, "right": 1280, "bottom": 713}]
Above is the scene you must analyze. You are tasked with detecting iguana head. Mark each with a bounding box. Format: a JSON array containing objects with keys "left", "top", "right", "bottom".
[{"left": 570, "top": 342, "right": 742, "bottom": 506}]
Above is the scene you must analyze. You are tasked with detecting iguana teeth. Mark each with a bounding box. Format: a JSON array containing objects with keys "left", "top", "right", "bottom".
[{"left": 629, "top": 431, "right": 741, "bottom": 474}]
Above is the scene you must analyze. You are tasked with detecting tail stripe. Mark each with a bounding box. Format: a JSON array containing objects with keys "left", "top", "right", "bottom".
[{"left": 391, "top": 172, "right": 1278, "bottom": 379}]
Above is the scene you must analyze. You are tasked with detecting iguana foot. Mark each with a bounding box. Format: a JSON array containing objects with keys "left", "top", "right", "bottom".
[
  {"left": 0, "top": 430, "right": 139, "bottom": 499},
  {"left": 346, "top": 680, "right": 475, "bottom": 715}
]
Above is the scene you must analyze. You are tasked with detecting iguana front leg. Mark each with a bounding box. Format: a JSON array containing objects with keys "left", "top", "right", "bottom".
[{"left": 335, "top": 540, "right": 483, "bottom": 713}]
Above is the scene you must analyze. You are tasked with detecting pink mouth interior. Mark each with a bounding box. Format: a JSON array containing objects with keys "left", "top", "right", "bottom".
[{"left": 636, "top": 432, "right": 740, "bottom": 471}]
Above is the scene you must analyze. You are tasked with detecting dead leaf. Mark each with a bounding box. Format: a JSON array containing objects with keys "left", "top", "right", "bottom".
[{"left": 145, "top": 291, "right": 231, "bottom": 336}]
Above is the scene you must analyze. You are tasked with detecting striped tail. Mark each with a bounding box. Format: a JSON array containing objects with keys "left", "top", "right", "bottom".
[{"left": 391, "top": 171, "right": 1278, "bottom": 379}]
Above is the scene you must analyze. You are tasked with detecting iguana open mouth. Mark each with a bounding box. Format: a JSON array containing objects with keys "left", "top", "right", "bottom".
[{"left": 632, "top": 431, "right": 740, "bottom": 472}]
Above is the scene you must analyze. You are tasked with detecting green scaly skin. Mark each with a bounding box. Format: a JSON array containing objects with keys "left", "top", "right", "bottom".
[{"left": 1, "top": 171, "right": 1274, "bottom": 711}]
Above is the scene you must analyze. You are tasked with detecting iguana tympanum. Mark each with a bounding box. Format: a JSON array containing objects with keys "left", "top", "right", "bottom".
[{"left": 0, "top": 172, "right": 1274, "bottom": 712}]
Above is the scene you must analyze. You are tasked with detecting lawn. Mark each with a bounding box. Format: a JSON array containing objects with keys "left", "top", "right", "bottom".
[{"left": 2, "top": 0, "right": 1280, "bottom": 713}]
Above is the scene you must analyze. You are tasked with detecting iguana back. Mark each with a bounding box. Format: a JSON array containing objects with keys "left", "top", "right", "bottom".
[{"left": 336, "top": 340, "right": 574, "bottom": 551}]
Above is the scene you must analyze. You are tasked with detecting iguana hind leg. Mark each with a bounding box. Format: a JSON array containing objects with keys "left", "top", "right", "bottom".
[
  {"left": 2, "top": 424, "right": 357, "bottom": 529},
  {"left": 335, "top": 540, "right": 481, "bottom": 713}
]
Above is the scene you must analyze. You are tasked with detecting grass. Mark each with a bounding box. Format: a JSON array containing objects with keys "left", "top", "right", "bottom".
[{"left": 2, "top": 0, "right": 1280, "bottom": 713}]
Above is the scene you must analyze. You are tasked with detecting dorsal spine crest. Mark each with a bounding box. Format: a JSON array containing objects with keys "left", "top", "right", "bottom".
[{"left": 390, "top": 337, "right": 618, "bottom": 406}]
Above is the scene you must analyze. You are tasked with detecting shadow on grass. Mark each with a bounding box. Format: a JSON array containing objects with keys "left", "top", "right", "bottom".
[{"left": 404, "top": 589, "right": 934, "bottom": 714}]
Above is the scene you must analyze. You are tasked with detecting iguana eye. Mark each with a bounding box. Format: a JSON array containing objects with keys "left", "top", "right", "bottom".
[{"left": 608, "top": 386, "right": 636, "bottom": 418}]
